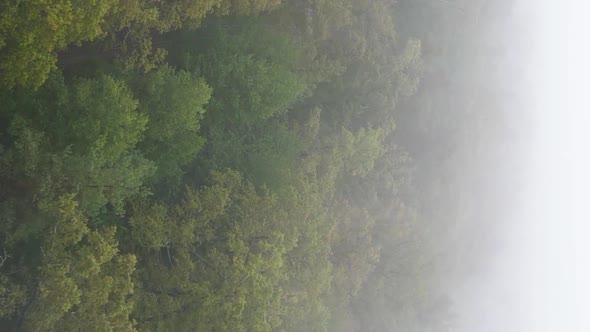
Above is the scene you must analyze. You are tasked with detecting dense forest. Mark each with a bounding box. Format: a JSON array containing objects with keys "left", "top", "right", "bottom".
[{"left": 0, "top": 0, "right": 520, "bottom": 331}]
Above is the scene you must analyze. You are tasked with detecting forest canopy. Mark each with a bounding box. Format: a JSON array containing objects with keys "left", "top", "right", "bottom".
[{"left": 0, "top": 0, "right": 515, "bottom": 331}]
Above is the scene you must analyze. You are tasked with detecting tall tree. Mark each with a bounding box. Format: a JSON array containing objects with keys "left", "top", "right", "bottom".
[
  {"left": 129, "top": 65, "right": 212, "bottom": 184},
  {"left": 0, "top": 0, "right": 117, "bottom": 89},
  {"left": 20, "top": 194, "right": 136, "bottom": 331}
]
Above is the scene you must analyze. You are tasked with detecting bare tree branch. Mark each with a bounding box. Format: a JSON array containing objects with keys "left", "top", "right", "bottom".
[{"left": 0, "top": 248, "right": 11, "bottom": 269}]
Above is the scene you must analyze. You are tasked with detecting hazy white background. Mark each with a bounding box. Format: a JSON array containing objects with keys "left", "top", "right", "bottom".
[
  {"left": 525, "top": 0, "right": 589, "bottom": 331},
  {"left": 452, "top": 1, "right": 589, "bottom": 331}
]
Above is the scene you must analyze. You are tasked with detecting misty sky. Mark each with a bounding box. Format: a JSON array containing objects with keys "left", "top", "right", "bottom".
[{"left": 451, "top": 1, "right": 589, "bottom": 331}]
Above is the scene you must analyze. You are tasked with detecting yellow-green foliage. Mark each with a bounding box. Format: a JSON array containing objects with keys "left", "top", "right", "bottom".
[
  {"left": 0, "top": 0, "right": 117, "bottom": 89},
  {"left": 24, "top": 195, "right": 136, "bottom": 332}
]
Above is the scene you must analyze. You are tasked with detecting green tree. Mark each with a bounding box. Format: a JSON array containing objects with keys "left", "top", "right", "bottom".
[
  {"left": 0, "top": 0, "right": 117, "bottom": 89},
  {"left": 129, "top": 65, "right": 212, "bottom": 183},
  {"left": 22, "top": 194, "right": 136, "bottom": 331},
  {"left": 180, "top": 22, "right": 306, "bottom": 125},
  {"left": 130, "top": 170, "right": 293, "bottom": 331},
  {"left": 0, "top": 73, "right": 154, "bottom": 216},
  {"left": 204, "top": 119, "right": 302, "bottom": 189},
  {"left": 176, "top": 22, "right": 307, "bottom": 188}
]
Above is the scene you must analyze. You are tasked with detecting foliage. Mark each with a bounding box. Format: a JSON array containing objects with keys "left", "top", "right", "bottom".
[
  {"left": 0, "top": 73, "right": 154, "bottom": 216},
  {"left": 129, "top": 65, "right": 212, "bottom": 183},
  {"left": 0, "top": 0, "right": 499, "bottom": 330},
  {"left": 181, "top": 22, "right": 306, "bottom": 125},
  {"left": 0, "top": 0, "right": 117, "bottom": 89},
  {"left": 23, "top": 194, "right": 136, "bottom": 332}
]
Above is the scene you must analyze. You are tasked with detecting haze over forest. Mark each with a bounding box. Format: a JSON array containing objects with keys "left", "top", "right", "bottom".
[{"left": 0, "top": 0, "right": 551, "bottom": 331}]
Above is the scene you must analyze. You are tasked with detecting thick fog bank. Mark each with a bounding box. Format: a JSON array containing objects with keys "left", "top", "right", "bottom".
[{"left": 448, "top": 1, "right": 589, "bottom": 331}]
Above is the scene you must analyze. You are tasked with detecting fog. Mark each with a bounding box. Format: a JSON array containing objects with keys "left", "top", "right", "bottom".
[
  {"left": 449, "top": 1, "right": 589, "bottom": 331},
  {"left": 0, "top": 0, "right": 587, "bottom": 330}
]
